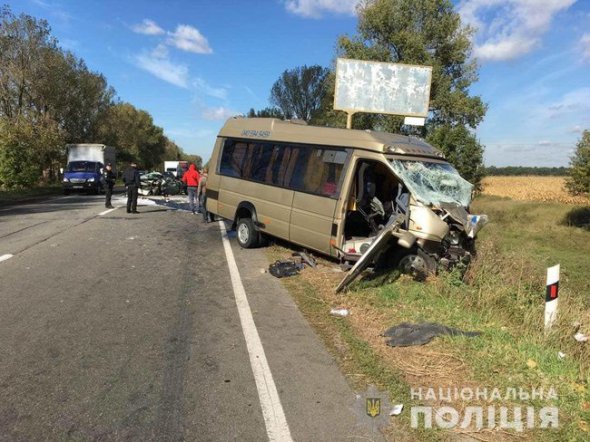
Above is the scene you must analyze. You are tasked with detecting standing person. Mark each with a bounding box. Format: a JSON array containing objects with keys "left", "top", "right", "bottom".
[
  {"left": 198, "top": 168, "right": 210, "bottom": 221},
  {"left": 123, "top": 161, "right": 140, "bottom": 214},
  {"left": 182, "top": 163, "right": 200, "bottom": 214},
  {"left": 103, "top": 163, "right": 116, "bottom": 208},
  {"left": 196, "top": 168, "right": 208, "bottom": 213}
]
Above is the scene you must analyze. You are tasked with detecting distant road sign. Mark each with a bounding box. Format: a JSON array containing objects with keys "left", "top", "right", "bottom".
[{"left": 334, "top": 58, "right": 432, "bottom": 118}]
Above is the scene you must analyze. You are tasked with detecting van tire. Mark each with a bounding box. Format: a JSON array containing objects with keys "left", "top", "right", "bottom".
[
  {"left": 394, "top": 247, "right": 437, "bottom": 280},
  {"left": 236, "top": 217, "right": 260, "bottom": 249}
]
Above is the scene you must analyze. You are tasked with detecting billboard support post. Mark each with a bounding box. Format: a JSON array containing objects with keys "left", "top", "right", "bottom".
[{"left": 346, "top": 112, "right": 355, "bottom": 129}]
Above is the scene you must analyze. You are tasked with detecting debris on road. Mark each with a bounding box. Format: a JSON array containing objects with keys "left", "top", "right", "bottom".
[
  {"left": 269, "top": 259, "right": 303, "bottom": 278},
  {"left": 389, "top": 404, "right": 404, "bottom": 416},
  {"left": 292, "top": 251, "right": 317, "bottom": 268},
  {"left": 383, "top": 322, "right": 480, "bottom": 347},
  {"left": 329, "top": 308, "right": 349, "bottom": 317}
]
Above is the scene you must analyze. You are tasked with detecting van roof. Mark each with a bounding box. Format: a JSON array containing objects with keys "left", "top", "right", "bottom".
[{"left": 218, "top": 117, "right": 444, "bottom": 159}]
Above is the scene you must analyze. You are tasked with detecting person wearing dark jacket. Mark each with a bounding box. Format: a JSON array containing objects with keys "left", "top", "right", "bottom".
[
  {"left": 122, "top": 162, "right": 140, "bottom": 214},
  {"left": 182, "top": 163, "right": 200, "bottom": 214},
  {"left": 103, "top": 163, "right": 116, "bottom": 208}
]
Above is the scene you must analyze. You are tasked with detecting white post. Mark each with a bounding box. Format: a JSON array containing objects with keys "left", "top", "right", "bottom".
[{"left": 544, "top": 264, "right": 560, "bottom": 331}]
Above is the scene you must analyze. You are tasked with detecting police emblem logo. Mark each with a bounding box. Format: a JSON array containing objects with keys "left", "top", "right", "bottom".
[{"left": 366, "top": 397, "right": 381, "bottom": 418}]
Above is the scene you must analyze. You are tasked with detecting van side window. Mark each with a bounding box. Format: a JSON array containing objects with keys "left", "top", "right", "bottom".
[
  {"left": 219, "top": 138, "right": 348, "bottom": 199},
  {"left": 220, "top": 140, "right": 248, "bottom": 177},
  {"left": 290, "top": 148, "right": 346, "bottom": 198},
  {"left": 249, "top": 143, "right": 274, "bottom": 182}
]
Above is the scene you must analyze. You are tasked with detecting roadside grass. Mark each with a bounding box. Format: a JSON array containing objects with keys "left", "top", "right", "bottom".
[
  {"left": 0, "top": 183, "right": 62, "bottom": 205},
  {"left": 269, "top": 194, "right": 590, "bottom": 440}
]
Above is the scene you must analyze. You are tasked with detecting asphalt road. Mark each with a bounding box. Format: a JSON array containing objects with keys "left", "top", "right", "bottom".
[{"left": 0, "top": 193, "right": 386, "bottom": 441}]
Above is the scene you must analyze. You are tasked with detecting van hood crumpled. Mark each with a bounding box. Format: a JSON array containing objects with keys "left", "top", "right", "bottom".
[{"left": 389, "top": 159, "right": 473, "bottom": 208}]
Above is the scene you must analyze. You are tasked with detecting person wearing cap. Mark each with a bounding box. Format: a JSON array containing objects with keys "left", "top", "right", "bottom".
[
  {"left": 103, "top": 163, "right": 116, "bottom": 208},
  {"left": 122, "top": 161, "right": 140, "bottom": 214}
]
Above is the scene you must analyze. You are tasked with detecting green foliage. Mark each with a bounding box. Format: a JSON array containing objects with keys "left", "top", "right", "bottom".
[
  {"left": 566, "top": 130, "right": 590, "bottom": 196},
  {"left": 427, "top": 125, "right": 484, "bottom": 186},
  {"left": 270, "top": 65, "right": 330, "bottom": 122},
  {"left": 247, "top": 107, "right": 286, "bottom": 119},
  {"left": 0, "top": 116, "right": 64, "bottom": 189},
  {"left": 92, "top": 103, "right": 166, "bottom": 170}
]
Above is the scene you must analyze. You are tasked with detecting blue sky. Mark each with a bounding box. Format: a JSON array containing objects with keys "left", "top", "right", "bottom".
[{"left": 8, "top": 0, "right": 590, "bottom": 167}]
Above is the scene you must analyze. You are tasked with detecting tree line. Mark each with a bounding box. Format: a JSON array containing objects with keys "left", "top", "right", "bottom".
[
  {"left": 0, "top": 6, "right": 199, "bottom": 190},
  {"left": 484, "top": 166, "right": 569, "bottom": 176}
]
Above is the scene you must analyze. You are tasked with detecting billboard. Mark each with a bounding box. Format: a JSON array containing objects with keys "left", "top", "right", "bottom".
[{"left": 334, "top": 58, "right": 432, "bottom": 118}]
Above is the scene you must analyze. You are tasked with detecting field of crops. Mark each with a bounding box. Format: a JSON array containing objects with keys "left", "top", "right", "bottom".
[{"left": 481, "top": 175, "right": 590, "bottom": 204}]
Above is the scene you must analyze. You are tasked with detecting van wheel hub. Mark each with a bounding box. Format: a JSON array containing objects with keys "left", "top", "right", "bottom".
[
  {"left": 238, "top": 223, "right": 250, "bottom": 244},
  {"left": 398, "top": 252, "right": 435, "bottom": 280}
]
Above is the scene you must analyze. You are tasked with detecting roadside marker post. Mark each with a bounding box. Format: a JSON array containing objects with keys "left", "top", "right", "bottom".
[{"left": 545, "top": 264, "right": 560, "bottom": 332}]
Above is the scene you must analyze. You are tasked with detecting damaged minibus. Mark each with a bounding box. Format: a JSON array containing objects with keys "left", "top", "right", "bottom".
[{"left": 206, "top": 117, "right": 487, "bottom": 278}]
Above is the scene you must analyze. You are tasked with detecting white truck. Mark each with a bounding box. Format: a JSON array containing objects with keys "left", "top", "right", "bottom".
[
  {"left": 63, "top": 144, "right": 116, "bottom": 194},
  {"left": 164, "top": 160, "right": 189, "bottom": 178},
  {"left": 164, "top": 161, "right": 180, "bottom": 176}
]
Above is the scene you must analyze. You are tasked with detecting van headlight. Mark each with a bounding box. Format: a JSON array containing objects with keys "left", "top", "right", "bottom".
[
  {"left": 87, "top": 177, "right": 95, "bottom": 182},
  {"left": 63, "top": 178, "right": 69, "bottom": 183}
]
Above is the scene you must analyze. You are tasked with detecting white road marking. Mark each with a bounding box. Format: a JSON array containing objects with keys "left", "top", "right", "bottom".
[
  {"left": 0, "top": 254, "right": 14, "bottom": 262},
  {"left": 218, "top": 221, "right": 293, "bottom": 442},
  {"left": 98, "top": 207, "right": 118, "bottom": 216}
]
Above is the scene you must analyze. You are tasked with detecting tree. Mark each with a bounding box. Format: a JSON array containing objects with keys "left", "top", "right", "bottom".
[
  {"left": 92, "top": 102, "right": 168, "bottom": 170},
  {"left": 566, "top": 130, "right": 590, "bottom": 196},
  {"left": 247, "top": 107, "right": 286, "bottom": 119},
  {"left": 270, "top": 65, "right": 329, "bottom": 122},
  {"left": 427, "top": 125, "right": 484, "bottom": 187},
  {"left": 0, "top": 115, "right": 64, "bottom": 189},
  {"left": 0, "top": 6, "right": 115, "bottom": 184},
  {"left": 322, "top": 0, "right": 487, "bottom": 185}
]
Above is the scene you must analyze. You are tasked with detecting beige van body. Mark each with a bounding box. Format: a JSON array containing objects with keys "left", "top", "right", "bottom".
[{"left": 206, "top": 118, "right": 485, "bottom": 273}]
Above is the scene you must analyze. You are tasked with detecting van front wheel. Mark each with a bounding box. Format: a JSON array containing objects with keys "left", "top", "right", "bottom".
[{"left": 236, "top": 217, "right": 260, "bottom": 249}]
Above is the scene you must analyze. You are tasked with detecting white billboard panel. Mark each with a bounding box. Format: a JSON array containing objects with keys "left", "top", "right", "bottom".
[{"left": 334, "top": 58, "right": 432, "bottom": 117}]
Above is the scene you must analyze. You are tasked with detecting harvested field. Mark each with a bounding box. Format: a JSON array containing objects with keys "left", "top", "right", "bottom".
[{"left": 482, "top": 176, "right": 589, "bottom": 204}]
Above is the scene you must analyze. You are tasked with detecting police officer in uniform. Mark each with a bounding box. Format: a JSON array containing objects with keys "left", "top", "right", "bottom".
[
  {"left": 103, "top": 163, "right": 116, "bottom": 208},
  {"left": 122, "top": 162, "right": 140, "bottom": 214}
]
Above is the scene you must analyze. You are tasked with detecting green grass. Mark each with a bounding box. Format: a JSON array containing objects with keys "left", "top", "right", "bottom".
[
  {"left": 277, "top": 272, "right": 439, "bottom": 441},
  {"left": 275, "top": 194, "right": 590, "bottom": 440}
]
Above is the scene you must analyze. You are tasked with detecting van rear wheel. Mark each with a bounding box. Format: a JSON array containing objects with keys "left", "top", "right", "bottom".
[{"left": 236, "top": 217, "right": 260, "bottom": 248}]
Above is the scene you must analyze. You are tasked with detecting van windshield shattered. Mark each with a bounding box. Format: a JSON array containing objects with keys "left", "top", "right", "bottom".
[{"left": 388, "top": 159, "right": 473, "bottom": 207}]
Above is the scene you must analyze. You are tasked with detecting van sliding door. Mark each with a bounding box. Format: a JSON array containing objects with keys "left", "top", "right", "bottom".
[{"left": 289, "top": 148, "right": 348, "bottom": 255}]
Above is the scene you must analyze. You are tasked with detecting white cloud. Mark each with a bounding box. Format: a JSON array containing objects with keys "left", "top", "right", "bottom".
[
  {"left": 167, "top": 25, "right": 213, "bottom": 54},
  {"left": 458, "top": 0, "right": 577, "bottom": 62},
  {"left": 580, "top": 33, "right": 590, "bottom": 60},
  {"left": 570, "top": 125, "right": 584, "bottom": 133},
  {"left": 151, "top": 43, "right": 169, "bottom": 59},
  {"left": 192, "top": 78, "right": 227, "bottom": 100},
  {"left": 284, "top": 0, "right": 360, "bottom": 18},
  {"left": 135, "top": 52, "right": 189, "bottom": 88},
  {"left": 201, "top": 107, "right": 239, "bottom": 121},
  {"left": 543, "top": 87, "right": 590, "bottom": 119},
  {"left": 132, "top": 19, "right": 165, "bottom": 36}
]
